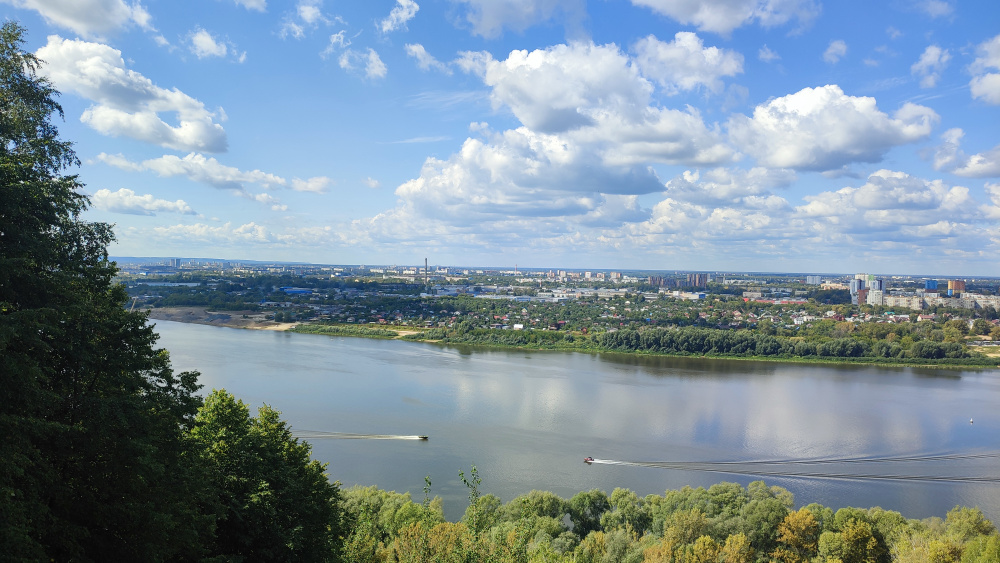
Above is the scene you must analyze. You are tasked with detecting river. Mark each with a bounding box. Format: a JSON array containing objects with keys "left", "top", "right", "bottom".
[{"left": 154, "top": 320, "right": 1000, "bottom": 522}]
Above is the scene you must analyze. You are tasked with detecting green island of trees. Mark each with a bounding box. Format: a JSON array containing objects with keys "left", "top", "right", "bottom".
[{"left": 3, "top": 20, "right": 1000, "bottom": 562}]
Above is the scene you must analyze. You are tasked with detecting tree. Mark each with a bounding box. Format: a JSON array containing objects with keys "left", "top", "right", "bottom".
[
  {"left": 971, "top": 318, "right": 992, "bottom": 336},
  {"left": 569, "top": 489, "right": 611, "bottom": 537},
  {"left": 773, "top": 507, "right": 820, "bottom": 562},
  {"left": 190, "top": 389, "right": 346, "bottom": 562},
  {"left": 1, "top": 21, "right": 208, "bottom": 561}
]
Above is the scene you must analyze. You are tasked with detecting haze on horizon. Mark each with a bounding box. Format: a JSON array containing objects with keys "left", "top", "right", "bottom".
[{"left": 3, "top": 0, "right": 999, "bottom": 275}]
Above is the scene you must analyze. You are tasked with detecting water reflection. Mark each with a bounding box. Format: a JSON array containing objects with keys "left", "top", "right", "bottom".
[{"left": 154, "top": 321, "right": 1000, "bottom": 522}]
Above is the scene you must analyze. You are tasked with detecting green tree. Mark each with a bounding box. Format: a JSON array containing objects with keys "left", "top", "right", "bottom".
[
  {"left": 773, "top": 507, "right": 820, "bottom": 562},
  {"left": 1, "top": 21, "right": 208, "bottom": 561},
  {"left": 569, "top": 489, "right": 611, "bottom": 537},
  {"left": 191, "top": 389, "right": 346, "bottom": 562},
  {"left": 971, "top": 318, "right": 992, "bottom": 336}
]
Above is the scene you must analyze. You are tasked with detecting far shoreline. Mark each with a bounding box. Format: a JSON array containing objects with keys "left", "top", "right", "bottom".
[{"left": 145, "top": 306, "right": 1000, "bottom": 371}]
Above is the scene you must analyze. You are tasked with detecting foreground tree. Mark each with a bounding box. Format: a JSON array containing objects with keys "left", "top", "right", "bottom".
[
  {"left": 0, "top": 21, "right": 208, "bottom": 560},
  {"left": 190, "top": 389, "right": 346, "bottom": 562}
]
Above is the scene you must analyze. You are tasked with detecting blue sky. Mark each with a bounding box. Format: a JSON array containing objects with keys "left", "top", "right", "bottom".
[{"left": 3, "top": 0, "right": 999, "bottom": 274}]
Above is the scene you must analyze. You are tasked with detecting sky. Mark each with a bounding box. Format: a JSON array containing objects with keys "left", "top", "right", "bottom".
[{"left": 3, "top": 0, "right": 1000, "bottom": 274}]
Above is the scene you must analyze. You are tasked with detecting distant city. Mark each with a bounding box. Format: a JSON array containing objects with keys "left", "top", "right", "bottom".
[{"left": 113, "top": 257, "right": 1000, "bottom": 313}]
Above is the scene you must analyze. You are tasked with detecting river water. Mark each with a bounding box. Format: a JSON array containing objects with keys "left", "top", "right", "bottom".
[{"left": 154, "top": 320, "right": 1000, "bottom": 522}]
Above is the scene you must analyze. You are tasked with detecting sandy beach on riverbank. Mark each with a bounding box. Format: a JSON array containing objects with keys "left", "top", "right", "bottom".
[{"left": 144, "top": 307, "right": 298, "bottom": 331}]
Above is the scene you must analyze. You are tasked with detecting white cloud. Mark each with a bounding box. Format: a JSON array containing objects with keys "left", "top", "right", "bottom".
[
  {"left": 291, "top": 176, "right": 333, "bottom": 193},
  {"left": 252, "top": 193, "right": 287, "bottom": 211},
  {"left": 189, "top": 28, "right": 228, "bottom": 58},
  {"left": 91, "top": 188, "right": 196, "bottom": 215},
  {"left": 37, "top": 36, "right": 228, "bottom": 153},
  {"left": 1, "top": 0, "right": 153, "bottom": 37},
  {"left": 298, "top": 0, "right": 325, "bottom": 24},
  {"left": 629, "top": 0, "right": 819, "bottom": 35},
  {"left": 154, "top": 222, "right": 274, "bottom": 244},
  {"left": 364, "top": 177, "right": 381, "bottom": 189},
  {"left": 227, "top": 0, "right": 266, "bottom": 11},
  {"left": 758, "top": 45, "right": 780, "bottom": 62},
  {"left": 933, "top": 128, "right": 1000, "bottom": 178},
  {"left": 917, "top": 0, "right": 953, "bottom": 18},
  {"left": 451, "top": 0, "right": 586, "bottom": 38},
  {"left": 320, "top": 31, "right": 351, "bottom": 57},
  {"left": 405, "top": 44, "right": 452, "bottom": 74},
  {"left": 823, "top": 40, "right": 847, "bottom": 64},
  {"left": 728, "top": 85, "right": 938, "bottom": 171},
  {"left": 339, "top": 48, "right": 387, "bottom": 79},
  {"left": 797, "top": 169, "right": 975, "bottom": 239},
  {"left": 281, "top": 21, "right": 306, "bottom": 39},
  {"left": 365, "top": 49, "right": 387, "bottom": 79},
  {"left": 478, "top": 43, "right": 733, "bottom": 164},
  {"left": 911, "top": 45, "right": 950, "bottom": 88},
  {"left": 983, "top": 183, "right": 1000, "bottom": 220},
  {"left": 98, "top": 152, "right": 286, "bottom": 191},
  {"left": 664, "top": 167, "right": 796, "bottom": 205},
  {"left": 886, "top": 26, "right": 902, "bottom": 40},
  {"left": 380, "top": 0, "right": 419, "bottom": 33},
  {"left": 632, "top": 33, "right": 743, "bottom": 94},
  {"left": 969, "top": 34, "right": 1000, "bottom": 105},
  {"left": 281, "top": 0, "right": 335, "bottom": 38}
]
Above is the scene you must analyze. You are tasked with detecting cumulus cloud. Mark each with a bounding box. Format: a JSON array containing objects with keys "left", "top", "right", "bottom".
[
  {"left": 280, "top": 0, "right": 334, "bottom": 38},
  {"left": 728, "top": 85, "right": 938, "bottom": 171},
  {"left": 1, "top": 0, "right": 152, "bottom": 37},
  {"left": 291, "top": 176, "right": 333, "bottom": 193},
  {"left": 189, "top": 28, "right": 245, "bottom": 62},
  {"left": 629, "top": 0, "right": 819, "bottom": 35},
  {"left": 91, "top": 188, "right": 196, "bottom": 215},
  {"left": 99, "top": 152, "right": 284, "bottom": 191},
  {"left": 474, "top": 43, "right": 733, "bottom": 164},
  {"left": 983, "top": 183, "right": 1000, "bottom": 220},
  {"left": 758, "top": 45, "right": 780, "bottom": 62},
  {"left": 797, "top": 170, "right": 974, "bottom": 239},
  {"left": 364, "top": 177, "right": 381, "bottom": 189},
  {"left": 632, "top": 32, "right": 743, "bottom": 94},
  {"left": 911, "top": 45, "right": 950, "bottom": 88},
  {"left": 339, "top": 48, "right": 387, "bottom": 79},
  {"left": 823, "top": 40, "right": 847, "bottom": 64},
  {"left": 380, "top": 0, "right": 419, "bottom": 33},
  {"left": 451, "top": 0, "right": 586, "bottom": 38},
  {"left": 933, "top": 128, "right": 1000, "bottom": 178},
  {"left": 405, "top": 44, "right": 452, "bottom": 74},
  {"left": 252, "top": 193, "right": 287, "bottom": 211},
  {"left": 969, "top": 34, "right": 1000, "bottom": 105},
  {"left": 917, "top": 0, "right": 953, "bottom": 18},
  {"left": 154, "top": 222, "right": 274, "bottom": 244},
  {"left": 226, "top": 0, "right": 266, "bottom": 11},
  {"left": 664, "top": 167, "right": 796, "bottom": 205},
  {"left": 37, "top": 36, "right": 227, "bottom": 152}
]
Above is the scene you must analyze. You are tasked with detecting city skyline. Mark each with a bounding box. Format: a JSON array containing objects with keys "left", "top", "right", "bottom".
[{"left": 3, "top": 0, "right": 999, "bottom": 274}]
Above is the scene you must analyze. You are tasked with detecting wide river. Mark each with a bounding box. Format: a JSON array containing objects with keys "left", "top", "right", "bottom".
[{"left": 155, "top": 320, "right": 1000, "bottom": 522}]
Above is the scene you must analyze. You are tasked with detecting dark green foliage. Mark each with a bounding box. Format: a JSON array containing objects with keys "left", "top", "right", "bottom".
[
  {"left": 190, "top": 390, "right": 346, "bottom": 562},
  {"left": 292, "top": 323, "right": 399, "bottom": 338},
  {"left": 569, "top": 489, "right": 612, "bottom": 537},
  {"left": 596, "top": 326, "right": 990, "bottom": 365},
  {"left": 1, "top": 21, "right": 209, "bottom": 561}
]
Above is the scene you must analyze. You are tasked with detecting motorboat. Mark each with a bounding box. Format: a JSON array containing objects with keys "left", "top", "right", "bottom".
[{"left": 584, "top": 457, "right": 594, "bottom": 464}]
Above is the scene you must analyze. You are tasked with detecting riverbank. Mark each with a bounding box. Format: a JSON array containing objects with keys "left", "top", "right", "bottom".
[
  {"left": 145, "top": 310, "right": 999, "bottom": 369},
  {"left": 144, "top": 307, "right": 298, "bottom": 331}
]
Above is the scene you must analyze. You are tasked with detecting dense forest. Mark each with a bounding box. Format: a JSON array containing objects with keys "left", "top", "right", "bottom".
[{"left": 2, "top": 20, "right": 999, "bottom": 562}]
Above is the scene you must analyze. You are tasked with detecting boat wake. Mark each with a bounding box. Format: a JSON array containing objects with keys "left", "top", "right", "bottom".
[
  {"left": 583, "top": 451, "right": 1000, "bottom": 483},
  {"left": 292, "top": 430, "right": 427, "bottom": 440}
]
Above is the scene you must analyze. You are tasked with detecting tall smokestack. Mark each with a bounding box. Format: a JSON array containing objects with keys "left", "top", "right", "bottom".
[{"left": 425, "top": 258, "right": 428, "bottom": 286}]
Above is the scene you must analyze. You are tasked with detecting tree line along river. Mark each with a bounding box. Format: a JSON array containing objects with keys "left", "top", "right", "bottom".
[{"left": 153, "top": 320, "right": 1000, "bottom": 523}]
